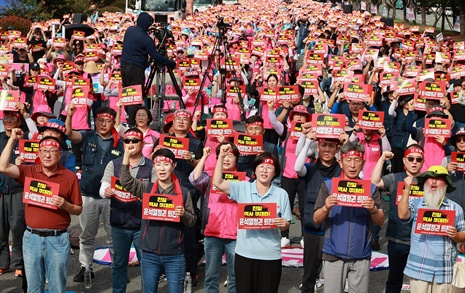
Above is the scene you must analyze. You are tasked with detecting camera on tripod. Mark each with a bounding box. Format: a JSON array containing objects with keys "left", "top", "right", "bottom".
[{"left": 216, "top": 17, "right": 231, "bottom": 30}]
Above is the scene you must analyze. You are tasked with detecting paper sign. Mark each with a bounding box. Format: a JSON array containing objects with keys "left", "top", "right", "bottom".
[
  {"left": 71, "top": 87, "right": 90, "bottom": 107},
  {"left": 451, "top": 91, "right": 460, "bottom": 104},
  {"left": 183, "top": 77, "right": 201, "bottom": 91},
  {"left": 111, "top": 176, "right": 139, "bottom": 202},
  {"left": 73, "top": 31, "right": 85, "bottom": 40},
  {"left": 331, "top": 178, "right": 372, "bottom": 208},
  {"left": 451, "top": 152, "right": 465, "bottom": 171},
  {"left": 72, "top": 78, "right": 90, "bottom": 89},
  {"left": 277, "top": 86, "right": 300, "bottom": 103},
  {"left": 393, "top": 78, "right": 416, "bottom": 96},
  {"left": 23, "top": 177, "right": 59, "bottom": 210},
  {"left": 142, "top": 193, "right": 182, "bottom": 222},
  {"left": 24, "top": 75, "right": 36, "bottom": 87},
  {"left": 234, "top": 133, "right": 263, "bottom": 155},
  {"left": 119, "top": 85, "right": 143, "bottom": 106},
  {"left": 237, "top": 203, "right": 277, "bottom": 229},
  {"left": 19, "top": 139, "right": 39, "bottom": 163},
  {"left": 158, "top": 134, "right": 189, "bottom": 159},
  {"left": 297, "top": 79, "right": 319, "bottom": 95},
  {"left": 260, "top": 87, "right": 277, "bottom": 101},
  {"left": 0, "top": 90, "right": 19, "bottom": 111},
  {"left": 290, "top": 121, "right": 303, "bottom": 140},
  {"left": 209, "top": 171, "right": 246, "bottom": 196},
  {"left": 311, "top": 114, "right": 345, "bottom": 139},
  {"left": 358, "top": 111, "right": 384, "bottom": 130},
  {"left": 414, "top": 208, "right": 455, "bottom": 236},
  {"left": 226, "top": 85, "right": 246, "bottom": 102},
  {"left": 344, "top": 83, "right": 372, "bottom": 102},
  {"left": 205, "top": 119, "right": 234, "bottom": 137},
  {"left": 424, "top": 118, "right": 452, "bottom": 138},
  {"left": 418, "top": 81, "right": 446, "bottom": 100},
  {"left": 404, "top": 65, "right": 421, "bottom": 78},
  {"left": 36, "top": 76, "right": 56, "bottom": 91},
  {"left": 396, "top": 182, "right": 424, "bottom": 205},
  {"left": 450, "top": 66, "right": 465, "bottom": 79}
]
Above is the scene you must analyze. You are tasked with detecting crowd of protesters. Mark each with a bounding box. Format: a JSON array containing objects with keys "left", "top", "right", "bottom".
[{"left": 0, "top": 0, "right": 465, "bottom": 292}]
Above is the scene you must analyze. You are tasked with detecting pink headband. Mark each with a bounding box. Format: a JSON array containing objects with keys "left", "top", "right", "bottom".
[
  {"left": 44, "top": 122, "right": 66, "bottom": 134},
  {"left": 246, "top": 121, "right": 264, "bottom": 128},
  {"left": 153, "top": 156, "right": 174, "bottom": 165}
]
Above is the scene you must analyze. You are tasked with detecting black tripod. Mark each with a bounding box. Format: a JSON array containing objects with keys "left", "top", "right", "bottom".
[
  {"left": 144, "top": 26, "right": 186, "bottom": 131},
  {"left": 192, "top": 17, "right": 246, "bottom": 122}
]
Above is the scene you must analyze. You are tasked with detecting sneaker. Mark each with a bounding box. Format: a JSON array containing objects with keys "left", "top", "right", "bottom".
[
  {"left": 15, "top": 269, "right": 22, "bottom": 277},
  {"left": 0, "top": 268, "right": 9, "bottom": 275},
  {"left": 300, "top": 237, "right": 304, "bottom": 248},
  {"left": 281, "top": 237, "right": 290, "bottom": 247},
  {"left": 371, "top": 239, "right": 380, "bottom": 251},
  {"left": 73, "top": 267, "right": 95, "bottom": 282}
]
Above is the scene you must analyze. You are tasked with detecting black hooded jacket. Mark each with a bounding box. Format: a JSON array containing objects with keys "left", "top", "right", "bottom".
[{"left": 121, "top": 12, "right": 175, "bottom": 69}]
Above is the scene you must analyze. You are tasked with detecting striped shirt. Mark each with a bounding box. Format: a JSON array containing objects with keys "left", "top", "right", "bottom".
[{"left": 403, "top": 197, "right": 465, "bottom": 283}]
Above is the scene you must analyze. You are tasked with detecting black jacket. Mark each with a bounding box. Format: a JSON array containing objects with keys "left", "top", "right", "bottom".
[{"left": 121, "top": 12, "right": 175, "bottom": 69}]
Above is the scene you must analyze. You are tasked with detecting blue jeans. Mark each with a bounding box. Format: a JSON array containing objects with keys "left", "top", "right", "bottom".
[
  {"left": 141, "top": 251, "right": 185, "bottom": 293},
  {"left": 23, "top": 229, "right": 70, "bottom": 293},
  {"left": 204, "top": 236, "right": 236, "bottom": 293},
  {"left": 111, "top": 226, "right": 141, "bottom": 293}
]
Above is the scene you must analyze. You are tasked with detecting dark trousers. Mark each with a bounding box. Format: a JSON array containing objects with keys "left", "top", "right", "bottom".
[
  {"left": 280, "top": 176, "right": 305, "bottom": 238},
  {"left": 121, "top": 64, "right": 146, "bottom": 127},
  {"left": 235, "top": 254, "right": 281, "bottom": 293},
  {"left": 301, "top": 233, "right": 324, "bottom": 293},
  {"left": 385, "top": 240, "right": 410, "bottom": 293},
  {"left": 0, "top": 192, "right": 26, "bottom": 270}
]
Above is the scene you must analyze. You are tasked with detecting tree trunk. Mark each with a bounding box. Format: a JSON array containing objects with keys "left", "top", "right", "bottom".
[
  {"left": 461, "top": 15, "right": 465, "bottom": 36},
  {"left": 421, "top": 9, "right": 426, "bottom": 26}
]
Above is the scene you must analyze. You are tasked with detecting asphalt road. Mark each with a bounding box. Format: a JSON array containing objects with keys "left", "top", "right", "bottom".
[{"left": 1, "top": 195, "right": 403, "bottom": 293}]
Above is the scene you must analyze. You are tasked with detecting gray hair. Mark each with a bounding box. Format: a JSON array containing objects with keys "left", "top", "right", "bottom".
[{"left": 340, "top": 140, "right": 365, "bottom": 154}]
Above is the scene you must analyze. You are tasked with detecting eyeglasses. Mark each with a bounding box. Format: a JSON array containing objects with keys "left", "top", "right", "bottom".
[
  {"left": 39, "top": 149, "right": 61, "bottom": 155},
  {"left": 406, "top": 156, "right": 424, "bottom": 163},
  {"left": 124, "top": 139, "right": 141, "bottom": 144},
  {"left": 96, "top": 118, "right": 113, "bottom": 124},
  {"left": 256, "top": 164, "right": 275, "bottom": 172},
  {"left": 3, "top": 116, "right": 17, "bottom": 121}
]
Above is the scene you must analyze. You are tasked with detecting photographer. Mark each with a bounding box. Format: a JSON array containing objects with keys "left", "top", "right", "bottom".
[
  {"left": 27, "top": 27, "right": 48, "bottom": 62},
  {"left": 121, "top": 12, "right": 176, "bottom": 127}
]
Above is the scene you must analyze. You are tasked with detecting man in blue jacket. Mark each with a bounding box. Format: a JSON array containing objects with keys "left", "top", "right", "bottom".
[
  {"left": 313, "top": 141, "right": 384, "bottom": 293},
  {"left": 121, "top": 12, "right": 176, "bottom": 127}
]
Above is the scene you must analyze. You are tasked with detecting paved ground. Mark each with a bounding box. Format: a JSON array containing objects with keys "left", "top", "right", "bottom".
[{"left": 1, "top": 195, "right": 408, "bottom": 292}]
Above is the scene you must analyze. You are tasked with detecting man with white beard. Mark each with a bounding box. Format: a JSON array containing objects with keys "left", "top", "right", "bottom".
[{"left": 399, "top": 166, "right": 465, "bottom": 292}]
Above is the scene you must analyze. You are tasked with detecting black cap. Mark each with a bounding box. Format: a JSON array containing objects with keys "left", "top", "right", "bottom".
[{"left": 30, "top": 62, "right": 40, "bottom": 71}]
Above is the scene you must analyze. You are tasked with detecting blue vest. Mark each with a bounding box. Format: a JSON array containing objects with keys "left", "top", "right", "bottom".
[
  {"left": 111, "top": 157, "right": 152, "bottom": 230},
  {"left": 0, "top": 132, "right": 27, "bottom": 194},
  {"left": 448, "top": 170, "right": 465, "bottom": 216},
  {"left": 386, "top": 172, "right": 412, "bottom": 242},
  {"left": 322, "top": 179, "right": 377, "bottom": 259},
  {"left": 80, "top": 131, "right": 124, "bottom": 197}
]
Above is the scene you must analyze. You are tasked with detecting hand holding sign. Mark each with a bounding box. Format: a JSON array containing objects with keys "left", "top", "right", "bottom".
[
  {"left": 325, "top": 194, "right": 338, "bottom": 211},
  {"left": 175, "top": 206, "right": 185, "bottom": 217},
  {"left": 52, "top": 195, "right": 67, "bottom": 209},
  {"left": 360, "top": 197, "right": 376, "bottom": 213}
]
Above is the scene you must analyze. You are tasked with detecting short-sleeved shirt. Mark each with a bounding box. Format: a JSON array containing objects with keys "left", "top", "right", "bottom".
[
  {"left": 229, "top": 181, "right": 292, "bottom": 260},
  {"left": 18, "top": 164, "right": 82, "bottom": 230},
  {"left": 404, "top": 197, "right": 465, "bottom": 283}
]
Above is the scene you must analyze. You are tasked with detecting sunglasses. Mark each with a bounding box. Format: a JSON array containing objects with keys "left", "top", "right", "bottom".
[
  {"left": 456, "top": 137, "right": 465, "bottom": 143},
  {"left": 123, "top": 139, "right": 141, "bottom": 144},
  {"left": 406, "top": 156, "right": 424, "bottom": 163}
]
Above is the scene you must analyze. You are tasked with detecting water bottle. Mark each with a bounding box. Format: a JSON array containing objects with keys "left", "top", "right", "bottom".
[
  {"left": 84, "top": 266, "right": 92, "bottom": 289},
  {"left": 184, "top": 272, "right": 192, "bottom": 293}
]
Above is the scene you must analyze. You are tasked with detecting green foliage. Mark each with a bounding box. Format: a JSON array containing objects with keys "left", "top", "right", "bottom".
[
  {"left": 0, "top": 15, "right": 32, "bottom": 35},
  {"left": 99, "top": 6, "right": 125, "bottom": 13}
]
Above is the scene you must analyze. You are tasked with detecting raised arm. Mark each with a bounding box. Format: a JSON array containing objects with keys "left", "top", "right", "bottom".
[
  {"left": 65, "top": 102, "right": 83, "bottom": 143},
  {"left": 213, "top": 144, "right": 231, "bottom": 194},
  {"left": 398, "top": 175, "right": 413, "bottom": 220},
  {"left": 371, "top": 151, "right": 393, "bottom": 189},
  {"left": 0, "top": 128, "right": 22, "bottom": 179}
]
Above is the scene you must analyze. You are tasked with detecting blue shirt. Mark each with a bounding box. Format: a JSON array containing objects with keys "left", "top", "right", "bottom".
[
  {"left": 229, "top": 181, "right": 292, "bottom": 260},
  {"left": 404, "top": 197, "right": 465, "bottom": 283}
]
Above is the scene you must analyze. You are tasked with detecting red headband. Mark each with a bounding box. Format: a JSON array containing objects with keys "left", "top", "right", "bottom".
[
  {"left": 246, "top": 121, "right": 264, "bottom": 128},
  {"left": 174, "top": 110, "right": 191, "bottom": 119},
  {"left": 124, "top": 130, "right": 143, "bottom": 140},
  {"left": 340, "top": 150, "right": 364, "bottom": 159},
  {"left": 213, "top": 106, "right": 228, "bottom": 114},
  {"left": 404, "top": 147, "right": 424, "bottom": 157},
  {"left": 96, "top": 113, "right": 115, "bottom": 121},
  {"left": 39, "top": 139, "right": 61, "bottom": 150},
  {"left": 44, "top": 122, "right": 66, "bottom": 134},
  {"left": 262, "top": 158, "right": 275, "bottom": 166},
  {"left": 153, "top": 156, "right": 174, "bottom": 165}
]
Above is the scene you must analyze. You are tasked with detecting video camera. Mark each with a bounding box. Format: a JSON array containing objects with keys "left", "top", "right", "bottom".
[{"left": 216, "top": 17, "right": 231, "bottom": 30}]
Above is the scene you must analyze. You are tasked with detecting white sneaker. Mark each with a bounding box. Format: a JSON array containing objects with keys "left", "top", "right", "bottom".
[
  {"left": 300, "top": 237, "right": 304, "bottom": 248},
  {"left": 281, "top": 237, "right": 290, "bottom": 247}
]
